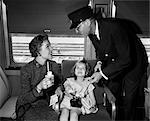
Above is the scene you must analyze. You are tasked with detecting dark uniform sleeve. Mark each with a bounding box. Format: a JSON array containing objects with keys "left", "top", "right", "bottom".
[
  {"left": 103, "top": 24, "right": 131, "bottom": 79},
  {"left": 89, "top": 23, "right": 131, "bottom": 80}
]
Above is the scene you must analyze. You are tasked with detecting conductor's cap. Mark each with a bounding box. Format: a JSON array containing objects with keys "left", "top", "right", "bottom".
[{"left": 68, "top": 6, "right": 94, "bottom": 29}]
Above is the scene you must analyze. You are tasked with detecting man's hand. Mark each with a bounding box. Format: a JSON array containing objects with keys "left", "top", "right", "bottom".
[
  {"left": 94, "top": 61, "right": 102, "bottom": 72},
  {"left": 89, "top": 72, "right": 102, "bottom": 83}
]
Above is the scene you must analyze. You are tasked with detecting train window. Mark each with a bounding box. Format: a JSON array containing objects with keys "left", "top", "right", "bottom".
[
  {"left": 140, "top": 35, "right": 150, "bottom": 63},
  {"left": 7, "top": 34, "right": 150, "bottom": 68},
  {"left": 10, "top": 33, "right": 84, "bottom": 64}
]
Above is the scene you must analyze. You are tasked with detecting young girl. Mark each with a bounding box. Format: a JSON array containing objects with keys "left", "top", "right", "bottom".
[{"left": 59, "top": 59, "right": 98, "bottom": 121}]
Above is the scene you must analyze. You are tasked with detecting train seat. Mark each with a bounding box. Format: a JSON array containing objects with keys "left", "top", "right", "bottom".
[
  {"left": 61, "top": 60, "right": 116, "bottom": 120},
  {"left": 0, "top": 66, "right": 17, "bottom": 119}
]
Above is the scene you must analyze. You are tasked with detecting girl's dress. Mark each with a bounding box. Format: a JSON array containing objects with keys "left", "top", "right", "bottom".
[{"left": 60, "top": 77, "right": 97, "bottom": 114}]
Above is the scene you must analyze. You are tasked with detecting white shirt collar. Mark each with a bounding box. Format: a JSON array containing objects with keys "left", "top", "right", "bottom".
[{"left": 95, "top": 20, "right": 100, "bottom": 40}]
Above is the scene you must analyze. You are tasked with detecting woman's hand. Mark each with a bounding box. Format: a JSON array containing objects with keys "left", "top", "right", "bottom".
[{"left": 37, "top": 77, "right": 54, "bottom": 92}]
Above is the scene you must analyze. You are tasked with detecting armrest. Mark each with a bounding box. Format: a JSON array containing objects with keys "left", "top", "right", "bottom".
[
  {"left": 103, "top": 86, "right": 116, "bottom": 121},
  {"left": 110, "top": 100, "right": 116, "bottom": 121},
  {"left": 144, "top": 88, "right": 150, "bottom": 120},
  {"left": 0, "top": 96, "right": 18, "bottom": 119},
  {"left": 103, "top": 86, "right": 116, "bottom": 103}
]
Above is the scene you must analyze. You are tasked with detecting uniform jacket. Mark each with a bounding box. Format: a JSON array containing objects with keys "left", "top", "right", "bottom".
[{"left": 88, "top": 18, "right": 148, "bottom": 93}]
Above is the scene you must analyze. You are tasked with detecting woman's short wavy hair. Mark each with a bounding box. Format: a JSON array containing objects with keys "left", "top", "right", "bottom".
[
  {"left": 29, "top": 34, "right": 48, "bottom": 57},
  {"left": 71, "top": 59, "right": 91, "bottom": 79}
]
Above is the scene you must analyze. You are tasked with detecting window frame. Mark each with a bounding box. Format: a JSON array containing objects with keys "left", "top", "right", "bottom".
[
  {"left": 138, "top": 34, "right": 150, "bottom": 63},
  {"left": 5, "top": 33, "right": 150, "bottom": 68}
]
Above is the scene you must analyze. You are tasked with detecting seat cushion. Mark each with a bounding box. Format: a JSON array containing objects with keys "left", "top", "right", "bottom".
[
  {"left": 80, "top": 105, "right": 111, "bottom": 121},
  {"left": 0, "top": 96, "right": 18, "bottom": 119},
  {"left": 0, "top": 76, "right": 9, "bottom": 108}
]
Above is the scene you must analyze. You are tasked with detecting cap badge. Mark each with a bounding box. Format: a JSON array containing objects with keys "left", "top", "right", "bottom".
[{"left": 79, "top": 19, "right": 83, "bottom": 22}]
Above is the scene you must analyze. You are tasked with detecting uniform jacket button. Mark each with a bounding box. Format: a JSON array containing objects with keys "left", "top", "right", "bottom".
[
  {"left": 105, "top": 54, "right": 108, "bottom": 57},
  {"left": 112, "top": 58, "right": 115, "bottom": 61}
]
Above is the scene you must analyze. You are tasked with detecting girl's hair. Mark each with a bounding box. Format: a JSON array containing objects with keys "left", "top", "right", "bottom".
[
  {"left": 71, "top": 59, "right": 91, "bottom": 79},
  {"left": 29, "top": 34, "right": 49, "bottom": 57}
]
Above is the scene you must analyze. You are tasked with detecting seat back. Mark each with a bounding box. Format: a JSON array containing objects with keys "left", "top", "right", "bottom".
[
  {"left": 61, "top": 60, "right": 97, "bottom": 80},
  {"left": 0, "top": 66, "right": 11, "bottom": 95},
  {"left": 0, "top": 75, "right": 9, "bottom": 108},
  {"left": 0, "top": 66, "right": 18, "bottom": 118},
  {"left": 0, "top": 66, "right": 11, "bottom": 108}
]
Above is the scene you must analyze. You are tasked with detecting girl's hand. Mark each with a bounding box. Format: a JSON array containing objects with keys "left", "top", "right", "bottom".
[
  {"left": 55, "top": 87, "right": 63, "bottom": 99},
  {"left": 90, "top": 105, "right": 98, "bottom": 113},
  {"left": 64, "top": 91, "right": 74, "bottom": 98},
  {"left": 65, "top": 85, "right": 74, "bottom": 94}
]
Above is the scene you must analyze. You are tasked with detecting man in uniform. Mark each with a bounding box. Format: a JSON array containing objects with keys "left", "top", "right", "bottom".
[{"left": 67, "top": 6, "right": 148, "bottom": 120}]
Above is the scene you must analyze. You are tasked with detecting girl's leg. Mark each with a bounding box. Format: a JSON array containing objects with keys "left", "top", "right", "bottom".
[
  {"left": 59, "top": 108, "right": 69, "bottom": 121},
  {"left": 70, "top": 109, "right": 80, "bottom": 121}
]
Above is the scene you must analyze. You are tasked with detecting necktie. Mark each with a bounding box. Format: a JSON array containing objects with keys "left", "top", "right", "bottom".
[
  {"left": 88, "top": 34, "right": 101, "bottom": 50},
  {"left": 88, "top": 34, "right": 102, "bottom": 60}
]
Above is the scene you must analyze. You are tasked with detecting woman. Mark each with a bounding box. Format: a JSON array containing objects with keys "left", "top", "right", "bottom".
[{"left": 16, "top": 34, "right": 62, "bottom": 121}]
